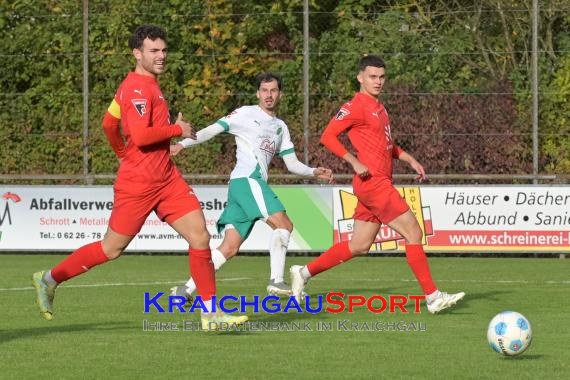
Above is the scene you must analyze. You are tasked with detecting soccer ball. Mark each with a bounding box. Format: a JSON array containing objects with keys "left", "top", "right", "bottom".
[{"left": 487, "top": 311, "right": 532, "bottom": 356}]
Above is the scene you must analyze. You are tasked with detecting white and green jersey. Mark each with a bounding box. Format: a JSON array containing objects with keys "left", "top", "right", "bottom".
[
  {"left": 181, "top": 105, "right": 296, "bottom": 181},
  {"left": 220, "top": 105, "right": 295, "bottom": 180}
]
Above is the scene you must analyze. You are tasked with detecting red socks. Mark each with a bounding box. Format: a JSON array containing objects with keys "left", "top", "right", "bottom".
[
  {"left": 189, "top": 248, "right": 216, "bottom": 302},
  {"left": 307, "top": 241, "right": 353, "bottom": 276},
  {"left": 49, "top": 242, "right": 218, "bottom": 304},
  {"left": 405, "top": 244, "right": 437, "bottom": 295},
  {"left": 51, "top": 241, "right": 109, "bottom": 283},
  {"left": 306, "top": 241, "right": 436, "bottom": 295}
]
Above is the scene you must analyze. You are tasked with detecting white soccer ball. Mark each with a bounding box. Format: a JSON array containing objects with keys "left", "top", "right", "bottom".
[{"left": 487, "top": 311, "right": 532, "bottom": 356}]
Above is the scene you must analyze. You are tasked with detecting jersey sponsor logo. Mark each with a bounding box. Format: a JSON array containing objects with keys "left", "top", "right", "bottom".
[
  {"left": 134, "top": 89, "right": 143, "bottom": 95},
  {"left": 372, "top": 112, "right": 379, "bottom": 118},
  {"left": 335, "top": 107, "right": 350, "bottom": 120},
  {"left": 158, "top": 94, "right": 164, "bottom": 100},
  {"left": 259, "top": 138, "right": 277, "bottom": 155},
  {"left": 131, "top": 99, "right": 148, "bottom": 117}
]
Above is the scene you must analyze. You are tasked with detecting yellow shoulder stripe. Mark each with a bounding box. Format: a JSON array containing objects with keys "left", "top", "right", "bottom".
[{"left": 107, "top": 99, "right": 121, "bottom": 119}]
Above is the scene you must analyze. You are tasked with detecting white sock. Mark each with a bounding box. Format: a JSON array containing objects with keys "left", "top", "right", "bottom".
[
  {"left": 43, "top": 270, "right": 58, "bottom": 287},
  {"left": 201, "top": 299, "right": 213, "bottom": 314},
  {"left": 426, "top": 289, "right": 440, "bottom": 303},
  {"left": 301, "top": 266, "right": 312, "bottom": 281},
  {"left": 185, "top": 249, "right": 227, "bottom": 294},
  {"left": 211, "top": 248, "right": 227, "bottom": 269},
  {"left": 269, "top": 228, "right": 290, "bottom": 283}
]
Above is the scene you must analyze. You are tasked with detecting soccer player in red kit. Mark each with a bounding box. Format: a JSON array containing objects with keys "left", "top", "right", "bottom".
[
  {"left": 32, "top": 24, "right": 247, "bottom": 329},
  {"left": 290, "top": 55, "right": 465, "bottom": 313}
]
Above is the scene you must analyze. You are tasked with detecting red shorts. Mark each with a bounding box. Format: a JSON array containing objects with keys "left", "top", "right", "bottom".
[
  {"left": 109, "top": 173, "right": 201, "bottom": 236},
  {"left": 352, "top": 175, "right": 409, "bottom": 225}
]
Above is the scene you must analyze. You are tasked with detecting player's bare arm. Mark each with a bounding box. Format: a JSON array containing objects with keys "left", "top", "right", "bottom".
[
  {"left": 342, "top": 152, "right": 370, "bottom": 178},
  {"left": 170, "top": 113, "right": 198, "bottom": 156},
  {"left": 398, "top": 151, "right": 427, "bottom": 182},
  {"left": 170, "top": 143, "right": 184, "bottom": 156}
]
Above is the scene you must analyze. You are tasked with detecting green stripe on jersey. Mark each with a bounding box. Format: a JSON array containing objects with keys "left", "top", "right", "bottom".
[
  {"left": 249, "top": 164, "right": 263, "bottom": 180},
  {"left": 216, "top": 119, "right": 230, "bottom": 132},
  {"left": 278, "top": 148, "right": 295, "bottom": 157}
]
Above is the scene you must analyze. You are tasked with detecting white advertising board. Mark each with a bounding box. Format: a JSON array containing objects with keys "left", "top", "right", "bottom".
[
  {"left": 333, "top": 186, "right": 570, "bottom": 252},
  {"left": 0, "top": 186, "right": 331, "bottom": 252}
]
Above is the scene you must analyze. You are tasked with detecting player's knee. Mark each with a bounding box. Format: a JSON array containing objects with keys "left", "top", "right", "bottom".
[
  {"left": 352, "top": 248, "right": 370, "bottom": 256},
  {"left": 189, "top": 228, "right": 211, "bottom": 249},
  {"left": 269, "top": 213, "right": 293, "bottom": 232},
  {"left": 282, "top": 220, "right": 293, "bottom": 233},
  {"left": 274, "top": 218, "right": 293, "bottom": 233},
  {"left": 101, "top": 245, "right": 125, "bottom": 260},
  {"left": 405, "top": 226, "right": 423, "bottom": 244},
  {"left": 101, "top": 231, "right": 129, "bottom": 260},
  {"left": 349, "top": 241, "right": 371, "bottom": 256}
]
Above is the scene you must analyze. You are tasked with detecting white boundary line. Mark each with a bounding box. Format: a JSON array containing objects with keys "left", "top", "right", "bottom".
[{"left": 3, "top": 277, "right": 569, "bottom": 292}]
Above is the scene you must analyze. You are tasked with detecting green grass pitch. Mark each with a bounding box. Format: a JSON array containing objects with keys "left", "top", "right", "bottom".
[{"left": 1, "top": 254, "right": 569, "bottom": 379}]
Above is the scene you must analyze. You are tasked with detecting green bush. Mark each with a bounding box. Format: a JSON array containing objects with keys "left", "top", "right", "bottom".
[{"left": 1, "top": 1, "right": 568, "bottom": 183}]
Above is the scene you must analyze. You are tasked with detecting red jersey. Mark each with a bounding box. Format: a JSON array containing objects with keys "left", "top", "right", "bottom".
[
  {"left": 320, "top": 92, "right": 403, "bottom": 181},
  {"left": 113, "top": 72, "right": 182, "bottom": 184}
]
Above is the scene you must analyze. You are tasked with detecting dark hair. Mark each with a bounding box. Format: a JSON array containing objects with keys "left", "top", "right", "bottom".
[
  {"left": 358, "top": 55, "right": 386, "bottom": 72},
  {"left": 255, "top": 72, "right": 282, "bottom": 90},
  {"left": 128, "top": 24, "right": 167, "bottom": 50}
]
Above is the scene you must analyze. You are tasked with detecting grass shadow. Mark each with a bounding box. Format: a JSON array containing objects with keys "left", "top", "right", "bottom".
[
  {"left": 462, "top": 290, "right": 513, "bottom": 302},
  {"left": 0, "top": 321, "right": 135, "bottom": 345},
  {"left": 438, "top": 289, "right": 513, "bottom": 315},
  {"left": 500, "top": 354, "right": 543, "bottom": 360}
]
